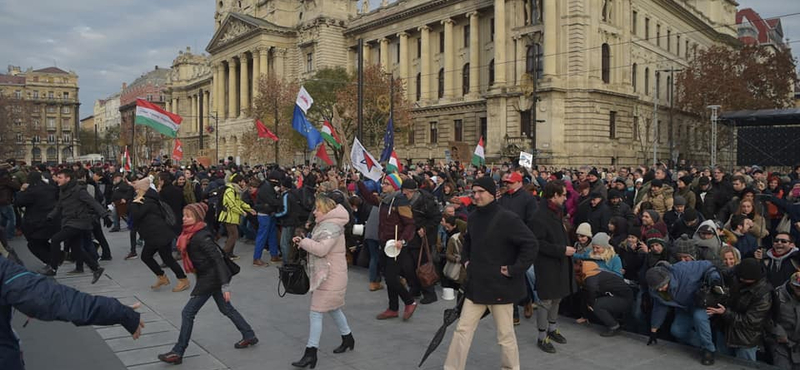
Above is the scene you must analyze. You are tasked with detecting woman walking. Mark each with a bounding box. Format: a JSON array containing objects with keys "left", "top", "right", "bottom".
[
  {"left": 158, "top": 203, "right": 258, "bottom": 364},
  {"left": 130, "top": 178, "right": 189, "bottom": 292},
  {"left": 290, "top": 196, "right": 354, "bottom": 369}
]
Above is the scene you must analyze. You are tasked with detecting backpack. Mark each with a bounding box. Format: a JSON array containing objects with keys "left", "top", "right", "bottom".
[
  {"left": 206, "top": 186, "right": 228, "bottom": 218},
  {"left": 158, "top": 200, "right": 177, "bottom": 228},
  {"left": 297, "top": 186, "right": 315, "bottom": 220}
]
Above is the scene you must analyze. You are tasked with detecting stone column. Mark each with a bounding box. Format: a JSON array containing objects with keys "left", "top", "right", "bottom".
[
  {"left": 239, "top": 53, "right": 249, "bottom": 116},
  {"left": 252, "top": 50, "right": 260, "bottom": 100},
  {"left": 494, "top": 0, "right": 507, "bottom": 87},
  {"left": 172, "top": 97, "right": 179, "bottom": 114},
  {"left": 468, "top": 12, "right": 480, "bottom": 97},
  {"left": 419, "top": 25, "right": 431, "bottom": 101},
  {"left": 398, "top": 32, "right": 410, "bottom": 101},
  {"left": 212, "top": 64, "right": 220, "bottom": 116},
  {"left": 543, "top": 0, "right": 557, "bottom": 77},
  {"left": 363, "top": 43, "right": 372, "bottom": 65},
  {"left": 259, "top": 47, "right": 268, "bottom": 80},
  {"left": 274, "top": 48, "right": 286, "bottom": 79},
  {"left": 193, "top": 94, "right": 199, "bottom": 132},
  {"left": 379, "top": 38, "right": 390, "bottom": 71},
  {"left": 203, "top": 91, "right": 210, "bottom": 126},
  {"left": 442, "top": 18, "right": 455, "bottom": 99},
  {"left": 227, "top": 58, "right": 238, "bottom": 119}
]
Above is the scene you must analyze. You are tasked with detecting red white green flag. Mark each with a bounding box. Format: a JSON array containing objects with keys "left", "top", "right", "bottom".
[
  {"left": 471, "top": 136, "right": 485, "bottom": 166},
  {"left": 135, "top": 99, "right": 181, "bottom": 138},
  {"left": 122, "top": 146, "right": 131, "bottom": 171},
  {"left": 321, "top": 120, "right": 341, "bottom": 149},
  {"left": 387, "top": 150, "right": 402, "bottom": 173}
]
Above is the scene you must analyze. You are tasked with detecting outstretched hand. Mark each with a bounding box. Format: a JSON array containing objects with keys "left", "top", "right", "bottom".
[{"left": 129, "top": 302, "right": 145, "bottom": 340}]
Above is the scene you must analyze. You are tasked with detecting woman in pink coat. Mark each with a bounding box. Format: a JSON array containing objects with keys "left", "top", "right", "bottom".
[{"left": 290, "top": 196, "right": 353, "bottom": 369}]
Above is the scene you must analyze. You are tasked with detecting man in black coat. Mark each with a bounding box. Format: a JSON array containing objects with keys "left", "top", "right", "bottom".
[
  {"left": 587, "top": 192, "right": 611, "bottom": 234},
  {"left": 40, "top": 169, "right": 111, "bottom": 283},
  {"left": 529, "top": 180, "right": 576, "bottom": 354},
  {"left": 444, "top": 177, "right": 537, "bottom": 370},
  {"left": 254, "top": 171, "right": 282, "bottom": 265},
  {"left": 158, "top": 172, "right": 186, "bottom": 236},
  {"left": 401, "top": 178, "right": 442, "bottom": 304},
  {"left": 14, "top": 171, "right": 58, "bottom": 265}
]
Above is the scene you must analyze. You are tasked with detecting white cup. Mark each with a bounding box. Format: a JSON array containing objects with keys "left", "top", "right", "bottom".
[
  {"left": 442, "top": 288, "right": 456, "bottom": 301},
  {"left": 353, "top": 224, "right": 364, "bottom": 236}
]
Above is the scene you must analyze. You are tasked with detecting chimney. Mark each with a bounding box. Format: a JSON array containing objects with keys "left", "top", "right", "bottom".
[
  {"left": 155, "top": 65, "right": 159, "bottom": 70},
  {"left": 122, "top": 82, "right": 127, "bottom": 90}
]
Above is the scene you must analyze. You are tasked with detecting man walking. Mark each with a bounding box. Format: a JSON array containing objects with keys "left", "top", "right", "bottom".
[
  {"left": 444, "top": 177, "right": 538, "bottom": 370},
  {"left": 253, "top": 171, "right": 282, "bottom": 265},
  {"left": 401, "top": 178, "right": 442, "bottom": 304},
  {"left": 39, "top": 169, "right": 111, "bottom": 284}
]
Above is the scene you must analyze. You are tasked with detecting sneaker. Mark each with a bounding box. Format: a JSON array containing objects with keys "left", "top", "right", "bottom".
[
  {"left": 234, "top": 337, "right": 259, "bottom": 349},
  {"left": 66, "top": 268, "right": 85, "bottom": 275},
  {"left": 109, "top": 227, "right": 120, "bottom": 232},
  {"left": 701, "top": 350, "right": 715, "bottom": 366},
  {"left": 514, "top": 317, "right": 521, "bottom": 326},
  {"left": 402, "top": 302, "right": 417, "bottom": 321},
  {"left": 124, "top": 252, "right": 138, "bottom": 260},
  {"left": 376, "top": 309, "right": 399, "bottom": 320},
  {"left": 157, "top": 351, "right": 183, "bottom": 365},
  {"left": 100, "top": 256, "right": 113, "bottom": 261},
  {"left": 37, "top": 266, "right": 56, "bottom": 276},
  {"left": 600, "top": 326, "right": 621, "bottom": 337},
  {"left": 537, "top": 337, "right": 556, "bottom": 354},
  {"left": 420, "top": 295, "right": 438, "bottom": 305},
  {"left": 547, "top": 329, "right": 567, "bottom": 344},
  {"left": 91, "top": 268, "right": 105, "bottom": 284}
]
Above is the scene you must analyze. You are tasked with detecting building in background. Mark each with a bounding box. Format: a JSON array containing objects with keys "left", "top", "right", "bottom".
[
  {"left": 93, "top": 92, "right": 121, "bottom": 160},
  {"left": 737, "top": 8, "right": 788, "bottom": 51},
  {"left": 164, "top": 47, "right": 213, "bottom": 161},
  {"left": 0, "top": 65, "right": 80, "bottom": 164},
  {"left": 119, "top": 66, "right": 171, "bottom": 164}
]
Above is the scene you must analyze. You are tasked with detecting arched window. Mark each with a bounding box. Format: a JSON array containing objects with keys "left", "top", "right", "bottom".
[
  {"left": 601, "top": 43, "right": 611, "bottom": 83},
  {"left": 644, "top": 67, "right": 650, "bottom": 95},
  {"left": 437, "top": 68, "right": 445, "bottom": 99},
  {"left": 46, "top": 147, "right": 56, "bottom": 160},
  {"left": 632, "top": 63, "right": 638, "bottom": 92},
  {"left": 415, "top": 73, "right": 421, "bottom": 101},
  {"left": 488, "top": 59, "right": 495, "bottom": 86},
  {"left": 462, "top": 64, "right": 470, "bottom": 95},
  {"left": 526, "top": 44, "right": 544, "bottom": 80}
]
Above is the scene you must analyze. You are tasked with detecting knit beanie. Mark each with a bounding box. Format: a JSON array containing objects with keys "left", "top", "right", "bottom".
[
  {"left": 608, "top": 189, "right": 622, "bottom": 200},
  {"left": 679, "top": 175, "right": 694, "bottom": 186},
  {"left": 736, "top": 258, "right": 763, "bottom": 281},
  {"left": 592, "top": 232, "right": 612, "bottom": 248},
  {"left": 473, "top": 177, "right": 497, "bottom": 196},
  {"left": 184, "top": 202, "right": 208, "bottom": 222},
  {"left": 627, "top": 227, "right": 642, "bottom": 240},
  {"left": 646, "top": 266, "right": 671, "bottom": 290},
  {"left": 576, "top": 223, "right": 593, "bottom": 238},
  {"left": 401, "top": 178, "right": 418, "bottom": 190},
  {"left": 673, "top": 195, "right": 687, "bottom": 207},
  {"left": 385, "top": 173, "right": 403, "bottom": 191},
  {"left": 134, "top": 177, "right": 151, "bottom": 193},
  {"left": 645, "top": 209, "right": 661, "bottom": 223},
  {"left": 673, "top": 234, "right": 696, "bottom": 259}
]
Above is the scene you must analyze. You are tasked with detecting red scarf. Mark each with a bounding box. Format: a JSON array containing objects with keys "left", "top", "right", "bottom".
[
  {"left": 547, "top": 200, "right": 563, "bottom": 219},
  {"left": 177, "top": 221, "right": 206, "bottom": 274}
]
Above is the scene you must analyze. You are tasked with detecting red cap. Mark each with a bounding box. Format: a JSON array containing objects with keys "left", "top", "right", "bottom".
[{"left": 506, "top": 172, "right": 523, "bottom": 183}]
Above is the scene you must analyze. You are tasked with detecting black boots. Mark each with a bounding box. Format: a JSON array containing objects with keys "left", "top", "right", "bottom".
[
  {"left": 332, "top": 333, "right": 355, "bottom": 354},
  {"left": 291, "top": 347, "right": 318, "bottom": 368}
]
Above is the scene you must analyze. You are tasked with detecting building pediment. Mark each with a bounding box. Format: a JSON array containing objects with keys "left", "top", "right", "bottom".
[{"left": 206, "top": 12, "right": 296, "bottom": 53}]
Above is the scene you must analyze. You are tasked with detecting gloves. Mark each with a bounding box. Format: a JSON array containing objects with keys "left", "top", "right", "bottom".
[
  {"left": 647, "top": 331, "right": 658, "bottom": 346},
  {"left": 103, "top": 216, "right": 113, "bottom": 228}
]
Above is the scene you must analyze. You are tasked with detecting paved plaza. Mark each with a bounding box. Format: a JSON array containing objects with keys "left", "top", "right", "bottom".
[{"left": 11, "top": 230, "right": 762, "bottom": 370}]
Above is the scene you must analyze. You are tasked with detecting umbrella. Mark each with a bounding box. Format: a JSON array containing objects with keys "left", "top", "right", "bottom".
[{"left": 418, "top": 292, "right": 491, "bottom": 367}]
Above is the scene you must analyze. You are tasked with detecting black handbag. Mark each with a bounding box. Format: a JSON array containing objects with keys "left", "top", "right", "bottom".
[
  {"left": 214, "top": 243, "right": 240, "bottom": 276},
  {"left": 694, "top": 266, "right": 728, "bottom": 308},
  {"left": 278, "top": 258, "right": 310, "bottom": 297}
]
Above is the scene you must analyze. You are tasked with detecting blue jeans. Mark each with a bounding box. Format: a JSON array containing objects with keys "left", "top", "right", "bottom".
[
  {"left": 307, "top": 309, "right": 351, "bottom": 348},
  {"left": 670, "top": 307, "right": 715, "bottom": 352},
  {"left": 0, "top": 205, "right": 15, "bottom": 240},
  {"left": 715, "top": 331, "right": 757, "bottom": 361},
  {"left": 524, "top": 265, "right": 540, "bottom": 303},
  {"left": 366, "top": 239, "right": 381, "bottom": 283},
  {"left": 172, "top": 291, "right": 255, "bottom": 356},
  {"left": 280, "top": 226, "right": 295, "bottom": 264},
  {"left": 255, "top": 215, "right": 278, "bottom": 259}
]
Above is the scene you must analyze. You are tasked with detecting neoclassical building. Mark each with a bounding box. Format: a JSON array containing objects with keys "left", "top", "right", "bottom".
[{"left": 167, "top": 0, "right": 739, "bottom": 167}]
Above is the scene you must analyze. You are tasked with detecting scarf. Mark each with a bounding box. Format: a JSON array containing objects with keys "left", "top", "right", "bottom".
[
  {"left": 547, "top": 199, "right": 563, "bottom": 219},
  {"left": 177, "top": 222, "right": 206, "bottom": 274}
]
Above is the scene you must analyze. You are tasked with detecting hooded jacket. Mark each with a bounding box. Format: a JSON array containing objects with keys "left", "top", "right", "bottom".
[
  {"left": 761, "top": 246, "right": 800, "bottom": 289},
  {"left": 47, "top": 179, "right": 108, "bottom": 230},
  {"left": 650, "top": 260, "right": 718, "bottom": 329},
  {"left": 298, "top": 205, "right": 350, "bottom": 312},
  {"left": 130, "top": 188, "right": 176, "bottom": 246},
  {"left": 357, "top": 181, "right": 415, "bottom": 244},
  {"left": 692, "top": 220, "right": 724, "bottom": 267}
]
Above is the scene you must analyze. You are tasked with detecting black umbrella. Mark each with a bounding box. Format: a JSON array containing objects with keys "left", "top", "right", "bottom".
[{"left": 418, "top": 293, "right": 491, "bottom": 367}]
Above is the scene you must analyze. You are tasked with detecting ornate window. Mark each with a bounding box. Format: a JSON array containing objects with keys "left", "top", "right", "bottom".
[
  {"left": 601, "top": 43, "right": 611, "bottom": 83},
  {"left": 462, "top": 64, "right": 470, "bottom": 95},
  {"left": 437, "top": 68, "right": 445, "bottom": 98}
]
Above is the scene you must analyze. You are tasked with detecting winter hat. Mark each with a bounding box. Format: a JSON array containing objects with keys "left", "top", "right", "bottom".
[
  {"left": 588, "top": 169, "right": 600, "bottom": 178},
  {"left": 576, "top": 223, "right": 593, "bottom": 238},
  {"left": 673, "top": 234, "right": 696, "bottom": 259},
  {"left": 679, "top": 175, "right": 694, "bottom": 186},
  {"left": 698, "top": 176, "right": 710, "bottom": 186},
  {"left": 401, "top": 178, "right": 418, "bottom": 190},
  {"left": 608, "top": 189, "right": 622, "bottom": 200},
  {"left": 614, "top": 177, "right": 627, "bottom": 184},
  {"left": 627, "top": 227, "right": 642, "bottom": 240},
  {"left": 683, "top": 208, "right": 698, "bottom": 222},
  {"left": 790, "top": 272, "right": 800, "bottom": 287},
  {"left": 651, "top": 179, "right": 664, "bottom": 188},
  {"left": 184, "top": 202, "right": 208, "bottom": 222},
  {"left": 592, "top": 232, "right": 612, "bottom": 248},
  {"left": 735, "top": 258, "right": 763, "bottom": 281},
  {"left": 133, "top": 177, "right": 151, "bottom": 193},
  {"left": 698, "top": 223, "right": 716, "bottom": 235},
  {"left": 635, "top": 178, "right": 644, "bottom": 184},
  {"left": 646, "top": 266, "right": 671, "bottom": 290},
  {"left": 385, "top": 173, "right": 403, "bottom": 191},
  {"left": 645, "top": 209, "right": 661, "bottom": 223},
  {"left": 473, "top": 177, "right": 497, "bottom": 196},
  {"left": 673, "top": 195, "right": 687, "bottom": 207}
]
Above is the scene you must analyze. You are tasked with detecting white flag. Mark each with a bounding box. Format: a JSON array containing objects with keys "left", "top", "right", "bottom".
[
  {"left": 350, "top": 137, "right": 383, "bottom": 182},
  {"left": 519, "top": 151, "right": 533, "bottom": 169},
  {"left": 296, "top": 86, "right": 314, "bottom": 114}
]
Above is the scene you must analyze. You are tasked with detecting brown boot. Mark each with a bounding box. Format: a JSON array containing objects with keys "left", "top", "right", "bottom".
[
  {"left": 369, "top": 282, "right": 384, "bottom": 291},
  {"left": 172, "top": 278, "right": 190, "bottom": 292},
  {"left": 151, "top": 275, "right": 169, "bottom": 290}
]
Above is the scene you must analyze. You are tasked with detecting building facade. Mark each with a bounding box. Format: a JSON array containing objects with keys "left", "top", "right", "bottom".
[
  {"left": 166, "top": 0, "right": 738, "bottom": 167},
  {"left": 119, "top": 67, "right": 171, "bottom": 164},
  {"left": 0, "top": 65, "right": 81, "bottom": 164}
]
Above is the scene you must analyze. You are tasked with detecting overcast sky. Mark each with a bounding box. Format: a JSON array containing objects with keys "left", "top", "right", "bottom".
[{"left": 0, "top": 0, "right": 796, "bottom": 119}]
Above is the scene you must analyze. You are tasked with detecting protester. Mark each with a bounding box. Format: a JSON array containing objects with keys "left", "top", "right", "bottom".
[{"left": 218, "top": 174, "right": 257, "bottom": 260}]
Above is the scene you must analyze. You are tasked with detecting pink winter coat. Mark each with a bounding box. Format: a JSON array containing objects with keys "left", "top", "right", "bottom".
[{"left": 298, "top": 204, "right": 349, "bottom": 312}]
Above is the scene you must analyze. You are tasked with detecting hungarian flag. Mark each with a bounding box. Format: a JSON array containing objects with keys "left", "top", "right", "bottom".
[
  {"left": 315, "top": 144, "right": 333, "bottom": 166},
  {"left": 172, "top": 139, "right": 183, "bottom": 161},
  {"left": 256, "top": 119, "right": 279, "bottom": 142},
  {"left": 122, "top": 146, "right": 131, "bottom": 172},
  {"left": 135, "top": 99, "right": 181, "bottom": 138},
  {"left": 321, "top": 120, "right": 341, "bottom": 149},
  {"left": 471, "top": 136, "right": 485, "bottom": 166},
  {"left": 387, "top": 150, "right": 402, "bottom": 173}
]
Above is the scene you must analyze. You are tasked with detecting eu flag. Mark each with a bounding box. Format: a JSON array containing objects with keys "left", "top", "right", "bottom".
[
  {"left": 292, "top": 105, "right": 323, "bottom": 150},
  {"left": 379, "top": 117, "right": 394, "bottom": 162}
]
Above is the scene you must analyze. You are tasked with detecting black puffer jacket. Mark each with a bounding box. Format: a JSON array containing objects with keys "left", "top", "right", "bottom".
[
  {"left": 187, "top": 229, "right": 232, "bottom": 296},
  {"left": 130, "top": 188, "right": 176, "bottom": 246},
  {"left": 47, "top": 180, "right": 107, "bottom": 230},
  {"left": 159, "top": 182, "right": 185, "bottom": 234},
  {"left": 15, "top": 177, "right": 58, "bottom": 238},
  {"left": 719, "top": 277, "right": 773, "bottom": 348}
]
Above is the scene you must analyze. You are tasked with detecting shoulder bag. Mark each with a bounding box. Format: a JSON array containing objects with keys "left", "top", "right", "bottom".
[
  {"left": 416, "top": 237, "right": 440, "bottom": 288},
  {"left": 278, "top": 250, "right": 310, "bottom": 297},
  {"left": 443, "top": 234, "right": 463, "bottom": 281}
]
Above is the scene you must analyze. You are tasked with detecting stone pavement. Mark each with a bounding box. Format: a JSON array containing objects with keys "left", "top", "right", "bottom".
[{"left": 11, "top": 230, "right": 762, "bottom": 370}]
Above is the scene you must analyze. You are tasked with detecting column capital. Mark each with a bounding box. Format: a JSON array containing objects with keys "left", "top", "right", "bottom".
[
  {"left": 441, "top": 18, "right": 455, "bottom": 26},
  {"left": 417, "top": 25, "right": 431, "bottom": 32},
  {"left": 228, "top": 56, "right": 238, "bottom": 65},
  {"left": 466, "top": 11, "right": 480, "bottom": 19},
  {"left": 257, "top": 46, "right": 269, "bottom": 55},
  {"left": 273, "top": 47, "right": 288, "bottom": 56},
  {"left": 397, "top": 31, "right": 409, "bottom": 38},
  {"left": 379, "top": 37, "right": 389, "bottom": 44},
  {"left": 239, "top": 52, "right": 249, "bottom": 60}
]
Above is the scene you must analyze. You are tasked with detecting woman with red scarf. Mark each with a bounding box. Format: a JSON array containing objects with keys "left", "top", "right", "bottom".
[{"left": 158, "top": 203, "right": 258, "bottom": 365}]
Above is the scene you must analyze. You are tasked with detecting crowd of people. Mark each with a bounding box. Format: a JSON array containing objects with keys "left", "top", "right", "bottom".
[{"left": 1, "top": 155, "right": 800, "bottom": 368}]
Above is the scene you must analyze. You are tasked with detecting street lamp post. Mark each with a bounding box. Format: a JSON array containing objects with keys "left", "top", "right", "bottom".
[{"left": 657, "top": 67, "right": 683, "bottom": 167}]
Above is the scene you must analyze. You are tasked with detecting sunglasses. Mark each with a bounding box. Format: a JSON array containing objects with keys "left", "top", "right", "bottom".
[{"left": 775, "top": 239, "right": 791, "bottom": 244}]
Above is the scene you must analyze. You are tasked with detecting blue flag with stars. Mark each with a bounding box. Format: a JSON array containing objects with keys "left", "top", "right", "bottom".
[
  {"left": 292, "top": 105, "right": 323, "bottom": 151},
  {"left": 379, "top": 116, "right": 394, "bottom": 162}
]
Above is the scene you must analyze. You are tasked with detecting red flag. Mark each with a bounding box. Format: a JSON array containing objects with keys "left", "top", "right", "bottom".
[
  {"left": 256, "top": 119, "right": 279, "bottom": 141},
  {"left": 172, "top": 139, "right": 183, "bottom": 161},
  {"left": 315, "top": 144, "right": 333, "bottom": 166}
]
